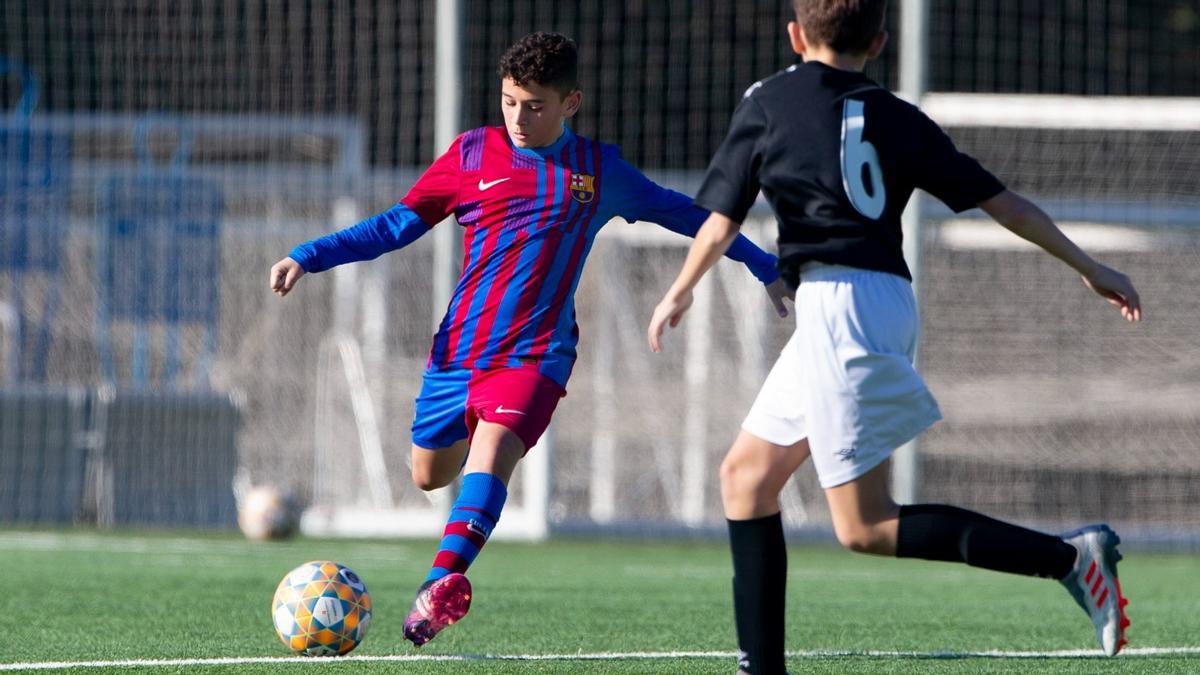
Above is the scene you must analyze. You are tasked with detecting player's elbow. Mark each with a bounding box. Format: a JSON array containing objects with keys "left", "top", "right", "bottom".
[
  {"left": 700, "top": 212, "right": 741, "bottom": 245},
  {"left": 980, "top": 189, "right": 1046, "bottom": 233}
]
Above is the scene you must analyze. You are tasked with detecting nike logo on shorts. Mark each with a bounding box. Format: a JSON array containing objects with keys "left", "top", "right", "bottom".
[
  {"left": 495, "top": 405, "right": 525, "bottom": 415},
  {"left": 478, "top": 177, "right": 510, "bottom": 191}
]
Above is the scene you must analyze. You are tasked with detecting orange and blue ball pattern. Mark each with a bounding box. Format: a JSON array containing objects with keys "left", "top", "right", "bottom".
[{"left": 271, "top": 560, "right": 372, "bottom": 656}]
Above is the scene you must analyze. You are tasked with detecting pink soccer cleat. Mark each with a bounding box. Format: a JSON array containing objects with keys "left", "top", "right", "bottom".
[{"left": 402, "top": 573, "right": 473, "bottom": 647}]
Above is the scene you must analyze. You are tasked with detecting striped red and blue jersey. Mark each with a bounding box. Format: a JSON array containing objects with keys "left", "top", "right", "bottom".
[{"left": 290, "top": 125, "right": 778, "bottom": 387}]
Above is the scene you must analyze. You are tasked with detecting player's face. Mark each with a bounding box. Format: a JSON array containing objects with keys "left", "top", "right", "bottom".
[{"left": 501, "top": 77, "right": 581, "bottom": 148}]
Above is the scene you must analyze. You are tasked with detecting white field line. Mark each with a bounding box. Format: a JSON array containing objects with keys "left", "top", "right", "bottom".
[
  {"left": 3, "top": 647, "right": 1199, "bottom": 671},
  {"left": 0, "top": 532, "right": 412, "bottom": 558}
]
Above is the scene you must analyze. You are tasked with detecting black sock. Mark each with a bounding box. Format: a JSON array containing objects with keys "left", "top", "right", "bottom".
[
  {"left": 896, "top": 503, "right": 1076, "bottom": 579},
  {"left": 728, "top": 513, "right": 787, "bottom": 675}
]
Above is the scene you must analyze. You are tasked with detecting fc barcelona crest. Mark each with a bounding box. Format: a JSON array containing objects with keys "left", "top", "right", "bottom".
[{"left": 569, "top": 173, "right": 596, "bottom": 204}]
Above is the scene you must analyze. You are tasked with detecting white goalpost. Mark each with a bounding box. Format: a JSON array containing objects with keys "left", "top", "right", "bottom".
[{"left": 3, "top": 0, "right": 1196, "bottom": 546}]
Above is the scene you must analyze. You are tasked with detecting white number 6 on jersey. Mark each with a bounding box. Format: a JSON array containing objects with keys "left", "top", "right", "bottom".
[{"left": 840, "top": 99, "right": 886, "bottom": 219}]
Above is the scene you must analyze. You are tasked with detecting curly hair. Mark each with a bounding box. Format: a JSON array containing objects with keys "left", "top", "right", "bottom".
[{"left": 498, "top": 32, "right": 579, "bottom": 96}]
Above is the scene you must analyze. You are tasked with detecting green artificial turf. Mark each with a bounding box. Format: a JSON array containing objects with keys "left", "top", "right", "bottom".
[{"left": 1, "top": 529, "right": 1196, "bottom": 673}]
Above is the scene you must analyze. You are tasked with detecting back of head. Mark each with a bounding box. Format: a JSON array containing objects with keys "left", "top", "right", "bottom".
[
  {"left": 792, "top": 0, "right": 887, "bottom": 55},
  {"left": 498, "top": 32, "right": 579, "bottom": 97}
]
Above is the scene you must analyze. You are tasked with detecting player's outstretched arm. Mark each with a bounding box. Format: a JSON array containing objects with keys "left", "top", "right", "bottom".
[
  {"left": 645, "top": 203, "right": 789, "bottom": 316},
  {"left": 980, "top": 190, "right": 1142, "bottom": 321},
  {"left": 649, "top": 211, "right": 743, "bottom": 352},
  {"left": 268, "top": 203, "right": 436, "bottom": 299},
  {"left": 269, "top": 256, "right": 306, "bottom": 297},
  {"left": 604, "top": 157, "right": 788, "bottom": 315}
]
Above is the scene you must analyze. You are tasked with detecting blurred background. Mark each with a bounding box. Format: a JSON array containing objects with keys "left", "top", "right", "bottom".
[{"left": 1, "top": 0, "right": 1197, "bottom": 545}]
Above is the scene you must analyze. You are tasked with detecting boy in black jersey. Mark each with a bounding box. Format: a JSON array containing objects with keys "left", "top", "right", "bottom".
[{"left": 648, "top": 1, "right": 1141, "bottom": 671}]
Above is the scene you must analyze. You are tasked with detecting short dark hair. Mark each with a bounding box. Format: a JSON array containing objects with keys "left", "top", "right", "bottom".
[
  {"left": 498, "top": 32, "right": 579, "bottom": 96},
  {"left": 792, "top": 0, "right": 887, "bottom": 55}
]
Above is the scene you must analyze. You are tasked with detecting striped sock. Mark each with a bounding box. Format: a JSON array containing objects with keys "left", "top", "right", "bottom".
[{"left": 425, "top": 472, "right": 508, "bottom": 584}]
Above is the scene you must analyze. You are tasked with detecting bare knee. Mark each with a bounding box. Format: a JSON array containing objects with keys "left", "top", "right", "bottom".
[
  {"left": 410, "top": 442, "right": 465, "bottom": 491},
  {"left": 719, "top": 452, "right": 772, "bottom": 502},
  {"left": 835, "top": 523, "right": 877, "bottom": 553},
  {"left": 720, "top": 451, "right": 785, "bottom": 522},
  {"left": 411, "top": 464, "right": 451, "bottom": 492},
  {"left": 824, "top": 461, "right": 900, "bottom": 555},
  {"left": 833, "top": 520, "right": 895, "bottom": 555},
  {"left": 720, "top": 434, "right": 810, "bottom": 520}
]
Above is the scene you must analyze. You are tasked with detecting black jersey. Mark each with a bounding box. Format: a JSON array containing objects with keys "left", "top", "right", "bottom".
[{"left": 696, "top": 61, "right": 1005, "bottom": 286}]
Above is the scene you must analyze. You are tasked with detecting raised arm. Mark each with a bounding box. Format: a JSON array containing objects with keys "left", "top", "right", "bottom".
[
  {"left": 606, "top": 156, "right": 781, "bottom": 286},
  {"left": 980, "top": 189, "right": 1141, "bottom": 321}
]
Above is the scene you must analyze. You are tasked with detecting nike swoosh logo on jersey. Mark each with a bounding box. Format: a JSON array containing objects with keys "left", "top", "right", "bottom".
[
  {"left": 478, "top": 177, "right": 511, "bottom": 191},
  {"left": 495, "top": 405, "right": 525, "bottom": 415}
]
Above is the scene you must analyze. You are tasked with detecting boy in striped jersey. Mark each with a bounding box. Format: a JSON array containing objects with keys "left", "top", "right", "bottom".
[{"left": 270, "top": 32, "right": 788, "bottom": 647}]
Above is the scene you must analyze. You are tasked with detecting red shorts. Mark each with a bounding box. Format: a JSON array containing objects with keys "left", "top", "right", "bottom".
[{"left": 465, "top": 366, "right": 566, "bottom": 452}]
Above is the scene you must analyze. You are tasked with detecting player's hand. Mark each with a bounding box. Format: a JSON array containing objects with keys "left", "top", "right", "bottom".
[
  {"left": 764, "top": 278, "right": 794, "bottom": 318},
  {"left": 270, "top": 257, "right": 306, "bottom": 297},
  {"left": 648, "top": 289, "right": 694, "bottom": 353},
  {"left": 1081, "top": 263, "right": 1141, "bottom": 321}
]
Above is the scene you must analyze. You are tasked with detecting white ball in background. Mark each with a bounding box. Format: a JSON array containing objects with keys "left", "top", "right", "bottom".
[{"left": 238, "top": 484, "right": 299, "bottom": 541}]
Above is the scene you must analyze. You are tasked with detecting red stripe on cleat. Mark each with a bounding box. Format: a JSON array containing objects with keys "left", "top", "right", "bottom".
[
  {"left": 1096, "top": 587, "right": 1109, "bottom": 607},
  {"left": 1084, "top": 561, "right": 1097, "bottom": 584},
  {"left": 1090, "top": 574, "right": 1104, "bottom": 596},
  {"left": 1114, "top": 577, "right": 1130, "bottom": 653}
]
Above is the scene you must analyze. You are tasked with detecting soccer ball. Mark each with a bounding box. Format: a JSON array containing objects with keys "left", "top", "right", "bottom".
[
  {"left": 271, "top": 560, "right": 373, "bottom": 656},
  {"left": 238, "top": 484, "right": 298, "bottom": 541}
]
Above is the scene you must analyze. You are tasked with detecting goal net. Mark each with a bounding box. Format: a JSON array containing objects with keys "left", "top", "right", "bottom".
[
  {"left": 911, "top": 94, "right": 1200, "bottom": 541},
  {"left": 554, "top": 93, "right": 1200, "bottom": 543},
  {"left": 2, "top": 0, "right": 1197, "bottom": 545}
]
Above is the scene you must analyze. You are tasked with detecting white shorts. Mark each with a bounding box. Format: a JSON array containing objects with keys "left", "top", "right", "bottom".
[{"left": 742, "top": 263, "right": 942, "bottom": 488}]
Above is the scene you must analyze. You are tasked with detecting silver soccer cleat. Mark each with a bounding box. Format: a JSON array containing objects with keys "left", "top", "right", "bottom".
[{"left": 1058, "top": 524, "right": 1130, "bottom": 656}]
